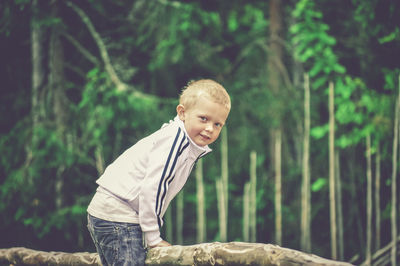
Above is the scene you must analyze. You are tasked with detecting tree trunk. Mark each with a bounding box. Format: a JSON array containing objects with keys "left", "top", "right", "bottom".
[
  {"left": 390, "top": 75, "right": 399, "bottom": 266},
  {"left": 268, "top": 0, "right": 284, "bottom": 247},
  {"left": 268, "top": 0, "right": 283, "bottom": 95},
  {"left": 0, "top": 248, "right": 100, "bottom": 266},
  {"left": 31, "top": 0, "right": 44, "bottom": 145},
  {"left": 0, "top": 244, "right": 354, "bottom": 266},
  {"left": 375, "top": 141, "right": 381, "bottom": 251},
  {"left": 49, "top": 2, "right": 67, "bottom": 140},
  {"left": 243, "top": 182, "right": 250, "bottom": 242},
  {"left": 66, "top": 2, "right": 126, "bottom": 92},
  {"left": 94, "top": 145, "right": 105, "bottom": 176},
  {"left": 196, "top": 158, "right": 206, "bottom": 243},
  {"left": 250, "top": 150, "right": 257, "bottom": 242},
  {"left": 336, "top": 151, "right": 344, "bottom": 261},
  {"left": 49, "top": 1, "right": 67, "bottom": 210},
  {"left": 366, "top": 134, "right": 372, "bottom": 265},
  {"left": 361, "top": 235, "right": 400, "bottom": 266},
  {"left": 216, "top": 178, "right": 227, "bottom": 242},
  {"left": 147, "top": 242, "right": 354, "bottom": 266},
  {"left": 221, "top": 126, "right": 229, "bottom": 226},
  {"left": 176, "top": 191, "right": 184, "bottom": 245},
  {"left": 329, "top": 81, "right": 337, "bottom": 259},
  {"left": 217, "top": 126, "right": 228, "bottom": 242},
  {"left": 274, "top": 129, "right": 282, "bottom": 246},
  {"left": 301, "top": 73, "right": 311, "bottom": 252}
]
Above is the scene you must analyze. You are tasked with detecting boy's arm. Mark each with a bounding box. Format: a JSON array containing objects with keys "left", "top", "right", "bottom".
[{"left": 139, "top": 127, "right": 188, "bottom": 247}]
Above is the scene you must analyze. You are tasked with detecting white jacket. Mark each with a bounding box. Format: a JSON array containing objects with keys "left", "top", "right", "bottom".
[{"left": 87, "top": 116, "right": 211, "bottom": 246}]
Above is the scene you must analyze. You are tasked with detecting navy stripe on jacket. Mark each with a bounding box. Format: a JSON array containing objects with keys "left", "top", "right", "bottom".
[{"left": 155, "top": 128, "right": 189, "bottom": 227}]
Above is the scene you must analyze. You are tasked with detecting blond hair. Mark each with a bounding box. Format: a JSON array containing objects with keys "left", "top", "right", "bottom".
[{"left": 179, "top": 79, "right": 231, "bottom": 110}]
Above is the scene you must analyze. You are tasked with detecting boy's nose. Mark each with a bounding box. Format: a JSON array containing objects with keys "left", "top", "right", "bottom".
[{"left": 205, "top": 123, "right": 213, "bottom": 132}]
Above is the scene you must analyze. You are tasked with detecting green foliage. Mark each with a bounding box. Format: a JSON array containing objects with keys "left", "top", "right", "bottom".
[
  {"left": 1, "top": 124, "right": 75, "bottom": 243},
  {"left": 383, "top": 68, "right": 400, "bottom": 91},
  {"left": 335, "top": 75, "right": 395, "bottom": 148},
  {"left": 1, "top": 0, "right": 399, "bottom": 262},
  {"left": 228, "top": 5, "right": 268, "bottom": 36},
  {"left": 290, "top": 0, "right": 346, "bottom": 87},
  {"left": 77, "top": 67, "right": 176, "bottom": 165},
  {"left": 378, "top": 28, "right": 400, "bottom": 44},
  {"left": 310, "top": 124, "right": 329, "bottom": 140},
  {"left": 145, "top": 3, "right": 223, "bottom": 72},
  {"left": 292, "top": 0, "right": 396, "bottom": 152},
  {"left": 311, "top": 177, "right": 327, "bottom": 192}
]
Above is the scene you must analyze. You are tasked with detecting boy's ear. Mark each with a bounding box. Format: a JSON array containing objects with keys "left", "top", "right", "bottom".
[{"left": 176, "top": 104, "right": 185, "bottom": 121}]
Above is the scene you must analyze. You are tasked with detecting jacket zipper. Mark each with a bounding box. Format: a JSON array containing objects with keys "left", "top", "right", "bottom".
[{"left": 189, "top": 150, "right": 210, "bottom": 173}]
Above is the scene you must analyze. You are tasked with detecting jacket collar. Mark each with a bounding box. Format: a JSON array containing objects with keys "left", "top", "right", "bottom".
[{"left": 174, "top": 116, "right": 212, "bottom": 157}]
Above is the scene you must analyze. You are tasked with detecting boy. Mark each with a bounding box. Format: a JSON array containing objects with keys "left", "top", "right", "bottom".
[{"left": 87, "top": 79, "right": 231, "bottom": 265}]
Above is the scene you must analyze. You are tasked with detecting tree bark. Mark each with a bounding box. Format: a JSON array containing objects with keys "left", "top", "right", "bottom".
[
  {"left": 216, "top": 178, "right": 227, "bottom": 242},
  {"left": 301, "top": 73, "right": 311, "bottom": 253},
  {"left": 361, "top": 235, "right": 400, "bottom": 266},
  {"left": 196, "top": 158, "right": 206, "bottom": 243},
  {"left": 62, "top": 32, "right": 99, "bottom": 65},
  {"left": 329, "top": 81, "right": 337, "bottom": 260},
  {"left": 31, "top": 0, "right": 44, "bottom": 145},
  {"left": 366, "top": 134, "right": 372, "bottom": 265},
  {"left": 147, "top": 242, "right": 354, "bottom": 266},
  {"left": 274, "top": 129, "right": 282, "bottom": 246},
  {"left": 221, "top": 126, "right": 229, "bottom": 226},
  {"left": 0, "top": 247, "right": 100, "bottom": 266},
  {"left": 243, "top": 182, "right": 250, "bottom": 242},
  {"left": 250, "top": 150, "right": 257, "bottom": 242},
  {"left": 94, "top": 145, "right": 105, "bottom": 176},
  {"left": 336, "top": 151, "right": 344, "bottom": 261},
  {"left": 65, "top": 1, "right": 126, "bottom": 92},
  {"left": 49, "top": 1, "right": 67, "bottom": 210},
  {"left": 375, "top": 142, "right": 381, "bottom": 251},
  {"left": 268, "top": 0, "right": 284, "bottom": 247},
  {"left": 390, "top": 75, "right": 399, "bottom": 266},
  {"left": 0, "top": 243, "right": 355, "bottom": 266},
  {"left": 268, "top": 0, "right": 283, "bottom": 96},
  {"left": 217, "top": 126, "right": 229, "bottom": 242}
]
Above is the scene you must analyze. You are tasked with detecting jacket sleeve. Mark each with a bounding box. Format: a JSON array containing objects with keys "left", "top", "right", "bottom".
[{"left": 139, "top": 127, "right": 188, "bottom": 246}]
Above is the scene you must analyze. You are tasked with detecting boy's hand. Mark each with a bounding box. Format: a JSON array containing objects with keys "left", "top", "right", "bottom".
[{"left": 149, "top": 240, "right": 171, "bottom": 249}]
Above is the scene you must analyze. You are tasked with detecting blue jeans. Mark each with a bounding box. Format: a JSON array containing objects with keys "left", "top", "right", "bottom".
[{"left": 87, "top": 214, "right": 146, "bottom": 266}]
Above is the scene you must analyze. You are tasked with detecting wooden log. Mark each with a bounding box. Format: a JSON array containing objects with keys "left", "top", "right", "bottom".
[
  {"left": 0, "top": 247, "right": 100, "bottom": 266},
  {"left": 146, "top": 242, "right": 353, "bottom": 266},
  {"left": 0, "top": 242, "right": 354, "bottom": 266}
]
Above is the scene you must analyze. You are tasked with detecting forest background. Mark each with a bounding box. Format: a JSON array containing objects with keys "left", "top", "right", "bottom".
[{"left": 1, "top": 0, "right": 400, "bottom": 265}]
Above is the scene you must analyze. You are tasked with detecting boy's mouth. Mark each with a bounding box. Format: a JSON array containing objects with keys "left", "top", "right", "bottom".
[{"left": 200, "top": 134, "right": 211, "bottom": 140}]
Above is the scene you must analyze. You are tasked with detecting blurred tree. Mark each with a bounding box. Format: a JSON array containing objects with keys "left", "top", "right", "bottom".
[
  {"left": 196, "top": 159, "right": 206, "bottom": 243},
  {"left": 365, "top": 134, "right": 372, "bottom": 264},
  {"left": 328, "top": 82, "right": 337, "bottom": 260},
  {"left": 390, "top": 78, "right": 399, "bottom": 266},
  {"left": 375, "top": 142, "right": 381, "bottom": 251},
  {"left": 301, "top": 74, "right": 311, "bottom": 252},
  {"left": 268, "top": 0, "right": 284, "bottom": 247},
  {"left": 0, "top": 1, "right": 399, "bottom": 264},
  {"left": 217, "top": 126, "right": 229, "bottom": 242},
  {"left": 31, "top": 0, "right": 44, "bottom": 147}
]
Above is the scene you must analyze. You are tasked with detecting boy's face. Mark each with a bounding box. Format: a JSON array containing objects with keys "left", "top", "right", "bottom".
[{"left": 177, "top": 96, "right": 230, "bottom": 147}]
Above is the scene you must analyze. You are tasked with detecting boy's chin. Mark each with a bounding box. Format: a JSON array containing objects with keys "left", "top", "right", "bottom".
[{"left": 194, "top": 138, "right": 211, "bottom": 147}]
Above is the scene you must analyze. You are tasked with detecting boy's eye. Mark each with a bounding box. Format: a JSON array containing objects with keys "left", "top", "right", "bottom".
[
  {"left": 215, "top": 123, "right": 222, "bottom": 128},
  {"left": 200, "top": 116, "right": 207, "bottom": 121}
]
